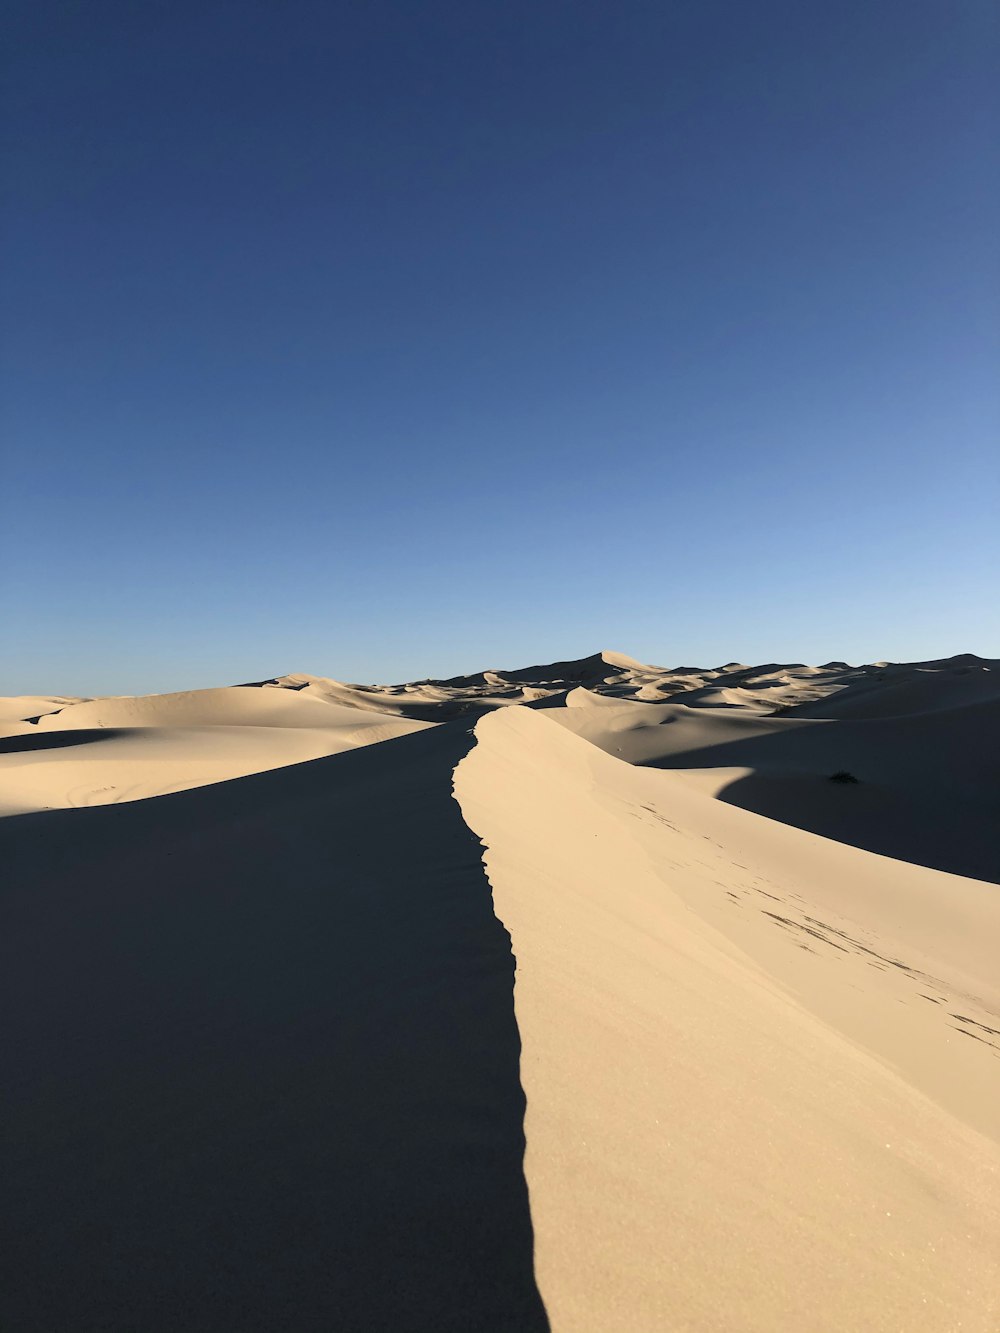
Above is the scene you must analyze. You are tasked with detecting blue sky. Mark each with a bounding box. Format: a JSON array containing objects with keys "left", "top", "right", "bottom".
[{"left": 3, "top": 0, "right": 998, "bottom": 694}]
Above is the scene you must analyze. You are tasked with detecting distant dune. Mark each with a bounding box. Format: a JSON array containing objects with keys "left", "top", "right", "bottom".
[
  {"left": 2, "top": 651, "right": 998, "bottom": 1329},
  {"left": 0, "top": 686, "right": 432, "bottom": 814}
]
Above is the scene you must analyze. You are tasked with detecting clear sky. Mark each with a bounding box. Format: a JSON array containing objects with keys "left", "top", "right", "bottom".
[{"left": 3, "top": 0, "right": 998, "bottom": 694}]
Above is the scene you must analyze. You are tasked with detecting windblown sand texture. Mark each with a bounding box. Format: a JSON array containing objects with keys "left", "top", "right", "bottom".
[{"left": 3, "top": 651, "right": 998, "bottom": 1330}]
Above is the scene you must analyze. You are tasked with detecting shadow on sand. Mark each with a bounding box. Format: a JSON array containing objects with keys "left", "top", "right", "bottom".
[
  {"left": 1, "top": 722, "right": 548, "bottom": 1331},
  {"left": 641, "top": 701, "right": 999, "bottom": 883},
  {"left": 0, "top": 728, "right": 128, "bottom": 754}
]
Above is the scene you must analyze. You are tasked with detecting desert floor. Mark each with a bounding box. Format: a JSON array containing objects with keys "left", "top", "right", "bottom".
[{"left": 3, "top": 651, "right": 998, "bottom": 1330}]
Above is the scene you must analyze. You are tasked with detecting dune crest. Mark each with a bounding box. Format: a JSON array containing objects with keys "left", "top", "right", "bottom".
[
  {"left": 454, "top": 706, "right": 1000, "bottom": 1330},
  {"left": 0, "top": 683, "right": 432, "bottom": 813},
  {"left": 2, "top": 649, "right": 998, "bottom": 1329},
  {"left": 4, "top": 651, "right": 995, "bottom": 881}
]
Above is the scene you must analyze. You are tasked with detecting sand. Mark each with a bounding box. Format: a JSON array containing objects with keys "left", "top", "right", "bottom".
[
  {"left": 0, "top": 683, "right": 432, "bottom": 814},
  {"left": 2, "top": 651, "right": 997, "bottom": 1329},
  {"left": 456, "top": 707, "right": 999, "bottom": 1331}
]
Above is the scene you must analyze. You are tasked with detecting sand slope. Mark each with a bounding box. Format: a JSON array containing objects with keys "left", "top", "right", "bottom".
[
  {"left": 0, "top": 685, "right": 431, "bottom": 814},
  {"left": 2, "top": 650, "right": 998, "bottom": 1330},
  {"left": 547, "top": 683, "right": 1000, "bottom": 882},
  {"left": 4, "top": 650, "right": 995, "bottom": 869},
  {"left": 1, "top": 725, "right": 546, "bottom": 1332},
  {"left": 455, "top": 707, "right": 1000, "bottom": 1331}
]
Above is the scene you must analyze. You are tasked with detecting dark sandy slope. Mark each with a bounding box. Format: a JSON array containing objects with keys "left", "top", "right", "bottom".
[
  {"left": 1, "top": 722, "right": 548, "bottom": 1332},
  {"left": 552, "top": 689, "right": 1000, "bottom": 882}
]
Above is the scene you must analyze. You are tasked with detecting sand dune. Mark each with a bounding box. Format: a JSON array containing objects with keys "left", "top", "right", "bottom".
[
  {"left": 2, "top": 649, "right": 997, "bottom": 1329},
  {"left": 0, "top": 695, "right": 85, "bottom": 732},
  {"left": 2, "top": 725, "right": 547, "bottom": 1331},
  {"left": 0, "top": 686, "right": 432, "bottom": 814},
  {"left": 27, "top": 683, "right": 425, "bottom": 731},
  {"left": 787, "top": 656, "right": 1000, "bottom": 719},
  {"left": 0, "top": 723, "right": 426, "bottom": 815},
  {"left": 455, "top": 707, "right": 1000, "bottom": 1331},
  {"left": 549, "top": 686, "right": 1000, "bottom": 881},
  {"left": 272, "top": 649, "right": 998, "bottom": 719}
]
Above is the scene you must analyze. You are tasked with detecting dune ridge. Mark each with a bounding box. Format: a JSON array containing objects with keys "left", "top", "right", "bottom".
[
  {"left": 3, "top": 650, "right": 996, "bottom": 882},
  {"left": 2, "top": 649, "right": 998, "bottom": 1329},
  {"left": 0, "top": 686, "right": 432, "bottom": 814},
  {"left": 2, "top": 724, "right": 548, "bottom": 1331},
  {"left": 454, "top": 706, "right": 999, "bottom": 1331}
]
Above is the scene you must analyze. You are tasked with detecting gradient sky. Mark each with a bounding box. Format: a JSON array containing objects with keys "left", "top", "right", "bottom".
[{"left": 3, "top": 0, "right": 998, "bottom": 694}]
